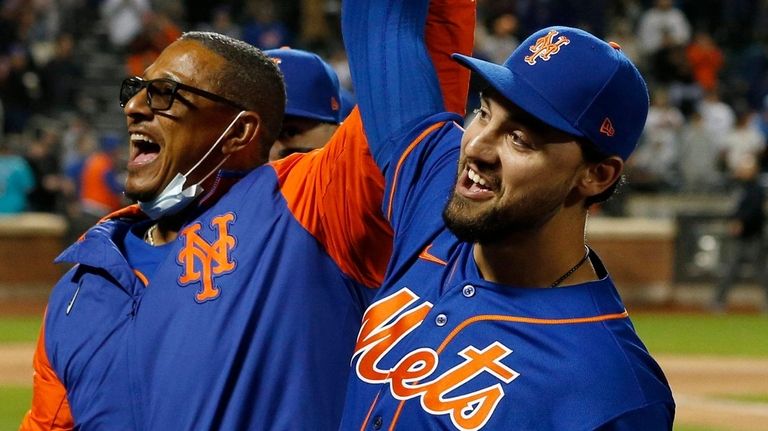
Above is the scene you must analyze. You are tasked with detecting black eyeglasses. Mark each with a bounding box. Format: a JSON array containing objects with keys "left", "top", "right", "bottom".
[{"left": 120, "top": 76, "right": 245, "bottom": 111}]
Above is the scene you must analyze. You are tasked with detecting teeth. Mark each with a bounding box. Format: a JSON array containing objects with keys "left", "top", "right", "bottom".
[
  {"left": 468, "top": 168, "right": 487, "bottom": 186},
  {"left": 130, "top": 133, "right": 156, "bottom": 144}
]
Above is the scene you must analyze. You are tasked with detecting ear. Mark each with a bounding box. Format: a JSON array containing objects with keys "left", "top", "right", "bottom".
[
  {"left": 221, "top": 111, "right": 261, "bottom": 156},
  {"left": 578, "top": 156, "right": 623, "bottom": 198}
]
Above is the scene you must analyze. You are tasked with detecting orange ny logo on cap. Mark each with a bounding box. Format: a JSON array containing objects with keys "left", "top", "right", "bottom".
[
  {"left": 177, "top": 213, "right": 237, "bottom": 303},
  {"left": 524, "top": 30, "right": 570, "bottom": 65}
]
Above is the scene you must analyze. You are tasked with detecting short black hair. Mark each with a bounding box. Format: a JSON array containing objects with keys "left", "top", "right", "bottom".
[{"left": 180, "top": 31, "right": 286, "bottom": 150}]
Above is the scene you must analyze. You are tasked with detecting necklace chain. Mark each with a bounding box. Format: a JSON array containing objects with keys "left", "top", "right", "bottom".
[
  {"left": 549, "top": 246, "right": 591, "bottom": 288},
  {"left": 144, "top": 224, "right": 157, "bottom": 247}
]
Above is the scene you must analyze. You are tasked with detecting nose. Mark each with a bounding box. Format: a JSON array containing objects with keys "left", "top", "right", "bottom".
[
  {"left": 123, "top": 86, "right": 152, "bottom": 119},
  {"left": 462, "top": 128, "right": 498, "bottom": 165}
]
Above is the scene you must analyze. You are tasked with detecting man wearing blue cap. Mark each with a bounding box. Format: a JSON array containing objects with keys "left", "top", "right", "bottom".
[
  {"left": 266, "top": 48, "right": 349, "bottom": 161},
  {"left": 338, "top": 0, "right": 675, "bottom": 429}
]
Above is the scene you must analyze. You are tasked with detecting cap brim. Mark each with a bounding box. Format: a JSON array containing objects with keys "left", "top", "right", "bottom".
[
  {"left": 285, "top": 107, "right": 339, "bottom": 124},
  {"left": 451, "top": 53, "right": 583, "bottom": 138}
]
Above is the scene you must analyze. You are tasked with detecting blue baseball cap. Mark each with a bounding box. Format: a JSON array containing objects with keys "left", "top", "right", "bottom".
[
  {"left": 453, "top": 26, "right": 649, "bottom": 160},
  {"left": 265, "top": 48, "right": 342, "bottom": 124}
]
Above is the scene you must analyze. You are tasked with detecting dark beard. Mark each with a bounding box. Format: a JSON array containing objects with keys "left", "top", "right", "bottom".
[{"left": 442, "top": 192, "right": 560, "bottom": 244}]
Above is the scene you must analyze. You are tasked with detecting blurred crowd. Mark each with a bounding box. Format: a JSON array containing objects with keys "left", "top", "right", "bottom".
[{"left": 2, "top": 0, "right": 768, "bottom": 228}]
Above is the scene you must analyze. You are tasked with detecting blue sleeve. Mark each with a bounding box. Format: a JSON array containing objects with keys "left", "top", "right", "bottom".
[
  {"left": 595, "top": 403, "right": 674, "bottom": 431},
  {"left": 341, "top": 0, "right": 445, "bottom": 168}
]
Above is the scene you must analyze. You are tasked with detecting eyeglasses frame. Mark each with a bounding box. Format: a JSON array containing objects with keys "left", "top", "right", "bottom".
[{"left": 120, "top": 76, "right": 246, "bottom": 111}]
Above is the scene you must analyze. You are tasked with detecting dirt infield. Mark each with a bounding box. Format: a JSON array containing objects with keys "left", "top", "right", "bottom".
[
  {"left": 1, "top": 343, "right": 35, "bottom": 386},
  {"left": 2, "top": 345, "right": 766, "bottom": 430},
  {"left": 658, "top": 355, "right": 768, "bottom": 430}
]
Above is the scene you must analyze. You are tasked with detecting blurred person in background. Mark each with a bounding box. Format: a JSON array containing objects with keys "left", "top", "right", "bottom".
[
  {"left": 699, "top": 89, "right": 735, "bottom": 144},
  {"left": 267, "top": 47, "right": 344, "bottom": 161},
  {"left": 474, "top": 13, "right": 519, "bottom": 65},
  {"left": 125, "top": 10, "right": 181, "bottom": 77},
  {"left": 197, "top": 5, "right": 241, "bottom": 40},
  {"left": 24, "top": 126, "right": 64, "bottom": 212},
  {"left": 100, "top": 0, "right": 151, "bottom": 50},
  {"left": 713, "top": 155, "right": 768, "bottom": 313},
  {"left": 0, "top": 136, "right": 35, "bottom": 214},
  {"left": 39, "top": 33, "right": 81, "bottom": 115},
  {"left": 628, "top": 87, "right": 684, "bottom": 191},
  {"left": 720, "top": 106, "right": 766, "bottom": 176},
  {"left": 679, "top": 111, "right": 723, "bottom": 191},
  {"left": 78, "top": 132, "right": 125, "bottom": 222},
  {"left": 605, "top": 17, "right": 641, "bottom": 67},
  {"left": 686, "top": 31, "right": 724, "bottom": 94},
  {"left": 0, "top": 45, "right": 41, "bottom": 134},
  {"left": 241, "top": 1, "right": 292, "bottom": 50},
  {"left": 637, "top": 0, "right": 691, "bottom": 59}
]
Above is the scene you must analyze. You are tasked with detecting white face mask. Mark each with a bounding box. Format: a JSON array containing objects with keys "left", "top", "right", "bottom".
[{"left": 138, "top": 111, "right": 246, "bottom": 220}]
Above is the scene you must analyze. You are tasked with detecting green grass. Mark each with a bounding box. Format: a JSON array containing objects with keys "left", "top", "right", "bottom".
[
  {"left": 0, "top": 315, "right": 41, "bottom": 343},
  {"left": 0, "top": 386, "right": 31, "bottom": 429},
  {"left": 717, "top": 393, "right": 768, "bottom": 404},
  {"left": 631, "top": 312, "right": 768, "bottom": 357},
  {"left": 674, "top": 426, "right": 725, "bottom": 431}
]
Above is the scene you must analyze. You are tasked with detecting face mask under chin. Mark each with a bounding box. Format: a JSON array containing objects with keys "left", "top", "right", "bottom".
[{"left": 138, "top": 111, "right": 246, "bottom": 220}]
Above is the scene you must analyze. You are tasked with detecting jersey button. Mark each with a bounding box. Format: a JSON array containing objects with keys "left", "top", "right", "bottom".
[
  {"left": 462, "top": 284, "right": 476, "bottom": 297},
  {"left": 373, "top": 416, "right": 383, "bottom": 430},
  {"left": 435, "top": 313, "right": 448, "bottom": 326}
]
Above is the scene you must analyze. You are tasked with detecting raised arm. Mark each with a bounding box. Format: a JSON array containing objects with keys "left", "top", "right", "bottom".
[{"left": 341, "top": 0, "right": 474, "bottom": 166}]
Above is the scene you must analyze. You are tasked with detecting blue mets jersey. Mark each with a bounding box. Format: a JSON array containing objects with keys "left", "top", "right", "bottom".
[
  {"left": 22, "top": 110, "right": 393, "bottom": 430},
  {"left": 339, "top": 0, "right": 675, "bottom": 429}
]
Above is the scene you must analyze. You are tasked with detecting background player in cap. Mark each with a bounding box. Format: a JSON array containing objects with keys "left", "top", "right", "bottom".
[
  {"left": 339, "top": 0, "right": 675, "bottom": 429},
  {"left": 266, "top": 47, "right": 348, "bottom": 161}
]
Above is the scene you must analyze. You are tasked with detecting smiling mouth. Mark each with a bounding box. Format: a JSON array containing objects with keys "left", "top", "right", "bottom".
[
  {"left": 130, "top": 133, "right": 160, "bottom": 165},
  {"left": 457, "top": 166, "right": 497, "bottom": 201},
  {"left": 467, "top": 168, "right": 489, "bottom": 188}
]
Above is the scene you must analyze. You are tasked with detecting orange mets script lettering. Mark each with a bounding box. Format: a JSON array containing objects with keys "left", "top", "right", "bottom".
[
  {"left": 177, "top": 213, "right": 237, "bottom": 303},
  {"left": 524, "top": 30, "right": 570, "bottom": 65},
  {"left": 353, "top": 288, "right": 520, "bottom": 431}
]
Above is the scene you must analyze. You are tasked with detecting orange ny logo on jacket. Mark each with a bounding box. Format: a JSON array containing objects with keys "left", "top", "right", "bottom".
[
  {"left": 353, "top": 288, "right": 520, "bottom": 431},
  {"left": 524, "top": 30, "right": 570, "bottom": 65},
  {"left": 177, "top": 213, "right": 237, "bottom": 303}
]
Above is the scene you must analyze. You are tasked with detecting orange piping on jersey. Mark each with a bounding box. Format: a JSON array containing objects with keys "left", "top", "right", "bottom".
[
  {"left": 388, "top": 401, "right": 407, "bottom": 431},
  {"left": 386, "top": 310, "right": 629, "bottom": 429},
  {"left": 271, "top": 108, "right": 393, "bottom": 288},
  {"left": 417, "top": 244, "right": 447, "bottom": 266},
  {"left": 101, "top": 204, "right": 143, "bottom": 222},
  {"left": 425, "top": 0, "right": 475, "bottom": 115},
  {"left": 436, "top": 310, "right": 630, "bottom": 354},
  {"left": 386, "top": 122, "right": 446, "bottom": 221},
  {"left": 359, "top": 392, "right": 381, "bottom": 431},
  {"left": 133, "top": 269, "right": 149, "bottom": 286},
  {"left": 77, "top": 204, "right": 145, "bottom": 242},
  {"left": 20, "top": 308, "right": 74, "bottom": 430}
]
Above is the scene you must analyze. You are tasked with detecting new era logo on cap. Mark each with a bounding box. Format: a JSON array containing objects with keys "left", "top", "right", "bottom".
[
  {"left": 452, "top": 26, "right": 649, "bottom": 160},
  {"left": 265, "top": 47, "right": 342, "bottom": 124},
  {"left": 600, "top": 118, "right": 615, "bottom": 137}
]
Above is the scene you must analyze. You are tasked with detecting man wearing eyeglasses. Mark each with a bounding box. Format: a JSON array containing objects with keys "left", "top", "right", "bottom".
[{"left": 20, "top": 31, "right": 400, "bottom": 429}]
